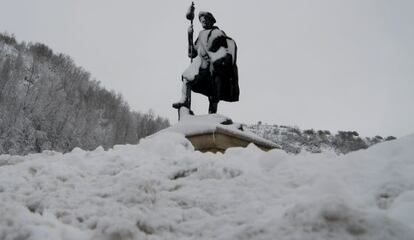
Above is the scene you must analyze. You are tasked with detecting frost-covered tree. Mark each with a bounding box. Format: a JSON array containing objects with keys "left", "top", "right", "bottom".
[
  {"left": 247, "top": 124, "right": 392, "bottom": 155},
  {"left": 0, "top": 32, "right": 170, "bottom": 155}
]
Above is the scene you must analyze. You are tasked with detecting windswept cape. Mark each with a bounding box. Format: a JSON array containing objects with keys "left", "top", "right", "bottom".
[{"left": 182, "top": 27, "right": 239, "bottom": 102}]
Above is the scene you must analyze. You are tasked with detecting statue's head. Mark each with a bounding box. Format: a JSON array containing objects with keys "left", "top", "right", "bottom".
[{"left": 198, "top": 11, "right": 216, "bottom": 29}]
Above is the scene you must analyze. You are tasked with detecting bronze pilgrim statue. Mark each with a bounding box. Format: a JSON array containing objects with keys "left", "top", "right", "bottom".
[{"left": 173, "top": 2, "right": 239, "bottom": 116}]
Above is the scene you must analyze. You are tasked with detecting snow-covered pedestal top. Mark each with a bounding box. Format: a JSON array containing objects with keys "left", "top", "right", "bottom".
[{"left": 160, "top": 114, "right": 279, "bottom": 152}]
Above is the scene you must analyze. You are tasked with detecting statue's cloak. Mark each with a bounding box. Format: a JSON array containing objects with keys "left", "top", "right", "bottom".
[{"left": 182, "top": 28, "right": 239, "bottom": 102}]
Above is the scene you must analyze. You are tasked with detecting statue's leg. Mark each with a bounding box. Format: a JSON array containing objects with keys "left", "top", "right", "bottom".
[
  {"left": 208, "top": 99, "right": 218, "bottom": 114},
  {"left": 208, "top": 75, "right": 221, "bottom": 114},
  {"left": 184, "top": 79, "right": 191, "bottom": 109},
  {"left": 172, "top": 78, "right": 191, "bottom": 109}
]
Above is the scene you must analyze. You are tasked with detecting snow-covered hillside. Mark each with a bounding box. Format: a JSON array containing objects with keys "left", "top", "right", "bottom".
[
  {"left": 1, "top": 132, "right": 413, "bottom": 240},
  {"left": 247, "top": 124, "right": 396, "bottom": 154},
  {"left": 0, "top": 34, "right": 170, "bottom": 155}
]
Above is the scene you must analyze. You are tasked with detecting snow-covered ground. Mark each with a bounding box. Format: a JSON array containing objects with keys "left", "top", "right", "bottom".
[{"left": 1, "top": 131, "right": 413, "bottom": 240}]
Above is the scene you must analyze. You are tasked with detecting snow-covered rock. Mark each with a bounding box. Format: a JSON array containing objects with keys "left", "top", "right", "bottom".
[{"left": 0, "top": 132, "right": 413, "bottom": 239}]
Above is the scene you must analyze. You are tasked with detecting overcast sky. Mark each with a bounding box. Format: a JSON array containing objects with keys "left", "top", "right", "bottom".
[{"left": 1, "top": 0, "right": 413, "bottom": 137}]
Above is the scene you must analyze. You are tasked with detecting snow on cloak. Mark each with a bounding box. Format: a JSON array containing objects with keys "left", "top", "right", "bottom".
[{"left": 182, "top": 27, "right": 239, "bottom": 102}]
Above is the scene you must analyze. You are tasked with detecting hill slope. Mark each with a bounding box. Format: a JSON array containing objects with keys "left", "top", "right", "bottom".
[
  {"left": 247, "top": 123, "right": 396, "bottom": 154},
  {"left": 0, "top": 131, "right": 413, "bottom": 239},
  {"left": 0, "top": 33, "right": 169, "bottom": 155}
]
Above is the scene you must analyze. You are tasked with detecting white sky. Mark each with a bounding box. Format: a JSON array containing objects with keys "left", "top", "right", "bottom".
[{"left": 1, "top": 0, "right": 413, "bottom": 137}]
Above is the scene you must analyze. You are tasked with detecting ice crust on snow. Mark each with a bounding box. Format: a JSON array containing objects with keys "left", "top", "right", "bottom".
[{"left": 1, "top": 132, "right": 414, "bottom": 239}]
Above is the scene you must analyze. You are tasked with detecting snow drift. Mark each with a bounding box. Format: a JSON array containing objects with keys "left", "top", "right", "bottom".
[{"left": 1, "top": 132, "right": 413, "bottom": 240}]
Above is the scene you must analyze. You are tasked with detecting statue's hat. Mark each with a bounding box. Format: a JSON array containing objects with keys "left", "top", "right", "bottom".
[{"left": 198, "top": 11, "right": 216, "bottom": 24}]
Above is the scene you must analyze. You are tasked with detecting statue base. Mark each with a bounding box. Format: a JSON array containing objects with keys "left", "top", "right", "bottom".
[
  {"left": 164, "top": 108, "right": 279, "bottom": 153},
  {"left": 185, "top": 125, "right": 278, "bottom": 153}
]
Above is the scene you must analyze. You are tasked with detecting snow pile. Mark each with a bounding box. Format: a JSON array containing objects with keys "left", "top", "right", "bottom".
[{"left": 1, "top": 132, "right": 414, "bottom": 239}]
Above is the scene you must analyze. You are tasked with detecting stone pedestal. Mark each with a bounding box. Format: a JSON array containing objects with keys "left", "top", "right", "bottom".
[
  {"left": 186, "top": 125, "right": 278, "bottom": 153},
  {"left": 164, "top": 110, "right": 279, "bottom": 153}
]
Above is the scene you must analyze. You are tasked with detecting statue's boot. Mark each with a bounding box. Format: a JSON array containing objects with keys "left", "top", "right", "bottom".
[{"left": 172, "top": 80, "right": 191, "bottom": 109}]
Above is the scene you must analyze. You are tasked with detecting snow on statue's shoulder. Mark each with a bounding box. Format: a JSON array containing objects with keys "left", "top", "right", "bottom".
[{"left": 160, "top": 114, "right": 279, "bottom": 153}]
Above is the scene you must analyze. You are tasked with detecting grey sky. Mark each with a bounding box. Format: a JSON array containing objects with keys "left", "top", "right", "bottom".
[{"left": 1, "top": 0, "right": 413, "bottom": 137}]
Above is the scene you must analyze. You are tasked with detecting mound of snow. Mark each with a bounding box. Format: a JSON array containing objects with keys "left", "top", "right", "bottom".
[{"left": 0, "top": 132, "right": 413, "bottom": 239}]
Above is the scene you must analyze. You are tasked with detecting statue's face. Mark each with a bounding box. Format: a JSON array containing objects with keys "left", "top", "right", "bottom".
[{"left": 200, "top": 16, "right": 214, "bottom": 29}]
